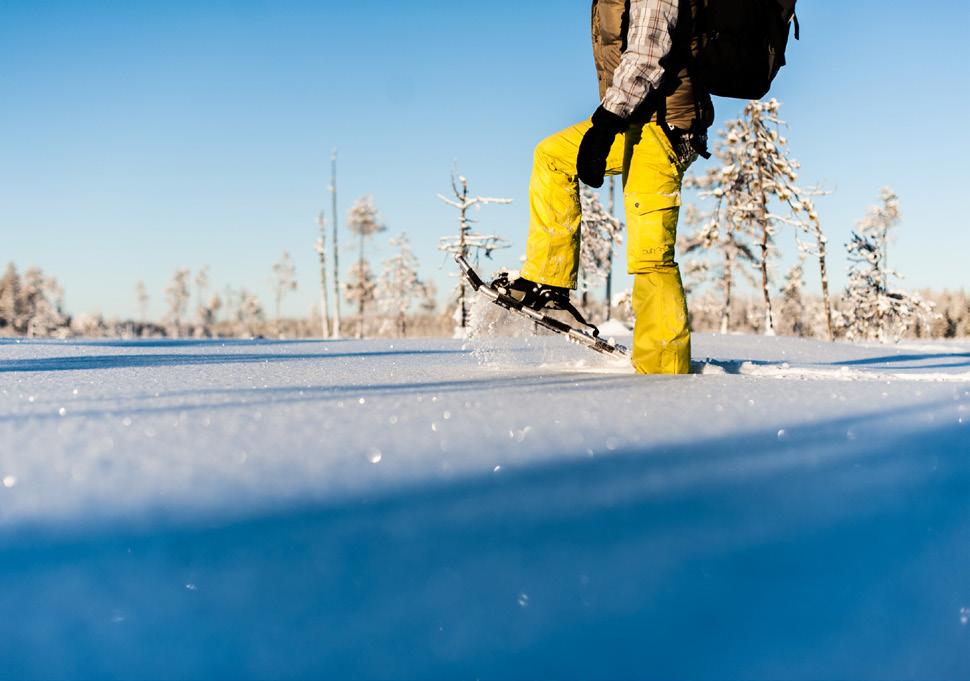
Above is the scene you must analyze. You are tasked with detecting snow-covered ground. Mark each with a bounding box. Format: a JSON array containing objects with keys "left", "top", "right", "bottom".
[{"left": 1, "top": 333, "right": 968, "bottom": 679}]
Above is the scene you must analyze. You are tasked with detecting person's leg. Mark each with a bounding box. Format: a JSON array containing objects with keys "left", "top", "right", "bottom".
[
  {"left": 622, "top": 123, "right": 691, "bottom": 375},
  {"left": 521, "top": 121, "right": 625, "bottom": 289}
]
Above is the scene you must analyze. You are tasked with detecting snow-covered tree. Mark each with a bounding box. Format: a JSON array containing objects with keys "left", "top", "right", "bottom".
[
  {"left": 237, "top": 289, "right": 264, "bottom": 337},
  {"left": 165, "top": 268, "right": 191, "bottom": 336},
  {"left": 680, "top": 258, "right": 711, "bottom": 298},
  {"left": 437, "top": 172, "right": 511, "bottom": 334},
  {"left": 19, "top": 267, "right": 67, "bottom": 338},
  {"left": 842, "top": 188, "right": 935, "bottom": 342},
  {"left": 579, "top": 185, "right": 623, "bottom": 313},
  {"left": 201, "top": 293, "right": 222, "bottom": 329},
  {"left": 376, "top": 233, "right": 425, "bottom": 337},
  {"left": 688, "top": 99, "right": 832, "bottom": 337},
  {"left": 612, "top": 288, "right": 634, "bottom": 324},
  {"left": 135, "top": 281, "right": 149, "bottom": 322},
  {"left": 314, "top": 211, "right": 331, "bottom": 338},
  {"left": 346, "top": 195, "right": 385, "bottom": 338},
  {"left": 793, "top": 197, "right": 834, "bottom": 340},
  {"left": 677, "top": 199, "right": 758, "bottom": 334},
  {"left": 419, "top": 280, "right": 438, "bottom": 316},
  {"left": 604, "top": 177, "right": 620, "bottom": 318},
  {"left": 344, "top": 260, "right": 376, "bottom": 337},
  {"left": 0, "top": 263, "right": 21, "bottom": 332},
  {"left": 777, "top": 258, "right": 807, "bottom": 337},
  {"left": 221, "top": 285, "right": 240, "bottom": 325},
  {"left": 194, "top": 266, "right": 210, "bottom": 325},
  {"left": 272, "top": 251, "right": 297, "bottom": 330}
]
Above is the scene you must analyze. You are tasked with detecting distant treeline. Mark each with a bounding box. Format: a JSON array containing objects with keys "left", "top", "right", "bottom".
[{"left": 1, "top": 260, "right": 966, "bottom": 341}]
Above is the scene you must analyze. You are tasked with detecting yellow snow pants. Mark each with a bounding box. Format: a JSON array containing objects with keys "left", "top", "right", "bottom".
[{"left": 521, "top": 119, "right": 691, "bottom": 374}]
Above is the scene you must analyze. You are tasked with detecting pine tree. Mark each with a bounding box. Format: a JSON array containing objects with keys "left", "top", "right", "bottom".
[
  {"left": 376, "top": 233, "right": 425, "bottom": 337},
  {"left": 777, "top": 258, "right": 807, "bottom": 337},
  {"left": 842, "top": 188, "right": 934, "bottom": 342},
  {"left": 688, "top": 99, "right": 832, "bottom": 337},
  {"left": 344, "top": 260, "right": 376, "bottom": 336},
  {"left": 346, "top": 195, "right": 385, "bottom": 338},
  {"left": 437, "top": 172, "right": 511, "bottom": 335}
]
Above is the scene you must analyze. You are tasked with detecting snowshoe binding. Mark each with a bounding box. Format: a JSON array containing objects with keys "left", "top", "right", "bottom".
[{"left": 456, "top": 254, "right": 628, "bottom": 358}]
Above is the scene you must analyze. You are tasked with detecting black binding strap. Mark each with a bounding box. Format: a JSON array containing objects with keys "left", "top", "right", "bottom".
[{"left": 558, "top": 300, "right": 602, "bottom": 338}]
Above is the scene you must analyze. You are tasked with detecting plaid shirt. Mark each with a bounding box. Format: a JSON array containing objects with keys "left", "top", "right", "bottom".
[{"left": 601, "top": 0, "right": 680, "bottom": 119}]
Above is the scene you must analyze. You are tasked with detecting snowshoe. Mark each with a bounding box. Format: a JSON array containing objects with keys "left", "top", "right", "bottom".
[{"left": 456, "top": 254, "right": 628, "bottom": 358}]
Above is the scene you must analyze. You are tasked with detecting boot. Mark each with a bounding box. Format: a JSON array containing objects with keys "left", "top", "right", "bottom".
[{"left": 491, "top": 273, "right": 570, "bottom": 312}]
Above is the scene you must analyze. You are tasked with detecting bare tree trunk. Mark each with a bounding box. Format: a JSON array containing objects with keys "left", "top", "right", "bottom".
[
  {"left": 753, "top": 142, "right": 775, "bottom": 336},
  {"left": 877, "top": 226, "right": 889, "bottom": 341},
  {"left": 316, "top": 211, "right": 331, "bottom": 339},
  {"left": 357, "top": 230, "right": 365, "bottom": 339},
  {"left": 758, "top": 220, "right": 774, "bottom": 335},
  {"left": 458, "top": 180, "right": 469, "bottom": 329},
  {"left": 605, "top": 176, "right": 615, "bottom": 321},
  {"left": 720, "top": 247, "right": 733, "bottom": 335},
  {"left": 816, "top": 227, "right": 834, "bottom": 341},
  {"left": 330, "top": 150, "right": 342, "bottom": 339}
]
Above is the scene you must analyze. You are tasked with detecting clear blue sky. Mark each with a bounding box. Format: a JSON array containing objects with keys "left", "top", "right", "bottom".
[{"left": 2, "top": 0, "right": 968, "bottom": 320}]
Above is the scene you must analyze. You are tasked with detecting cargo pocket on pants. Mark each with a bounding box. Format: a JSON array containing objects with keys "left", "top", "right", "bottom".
[{"left": 625, "top": 192, "right": 681, "bottom": 274}]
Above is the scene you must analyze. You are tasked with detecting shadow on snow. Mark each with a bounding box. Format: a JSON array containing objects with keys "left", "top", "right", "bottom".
[{"left": 0, "top": 348, "right": 470, "bottom": 374}]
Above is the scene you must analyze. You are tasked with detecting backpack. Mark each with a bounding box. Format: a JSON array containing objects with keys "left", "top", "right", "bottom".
[{"left": 690, "top": 0, "right": 799, "bottom": 100}]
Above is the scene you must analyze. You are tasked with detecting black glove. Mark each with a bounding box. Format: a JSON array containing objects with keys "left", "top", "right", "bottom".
[{"left": 576, "top": 106, "right": 626, "bottom": 188}]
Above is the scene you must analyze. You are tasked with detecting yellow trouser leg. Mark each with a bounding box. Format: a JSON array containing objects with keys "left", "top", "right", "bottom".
[
  {"left": 522, "top": 119, "right": 691, "bottom": 374},
  {"left": 521, "top": 120, "right": 625, "bottom": 288},
  {"left": 624, "top": 124, "right": 691, "bottom": 374}
]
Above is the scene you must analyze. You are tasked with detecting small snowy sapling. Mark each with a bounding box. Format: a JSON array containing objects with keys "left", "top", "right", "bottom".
[
  {"left": 346, "top": 195, "right": 386, "bottom": 339},
  {"left": 842, "top": 188, "right": 935, "bottom": 342},
  {"left": 437, "top": 172, "right": 511, "bottom": 334}
]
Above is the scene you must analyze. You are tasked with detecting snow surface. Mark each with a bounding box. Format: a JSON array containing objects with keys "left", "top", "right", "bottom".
[{"left": 1, "top": 333, "right": 968, "bottom": 679}]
